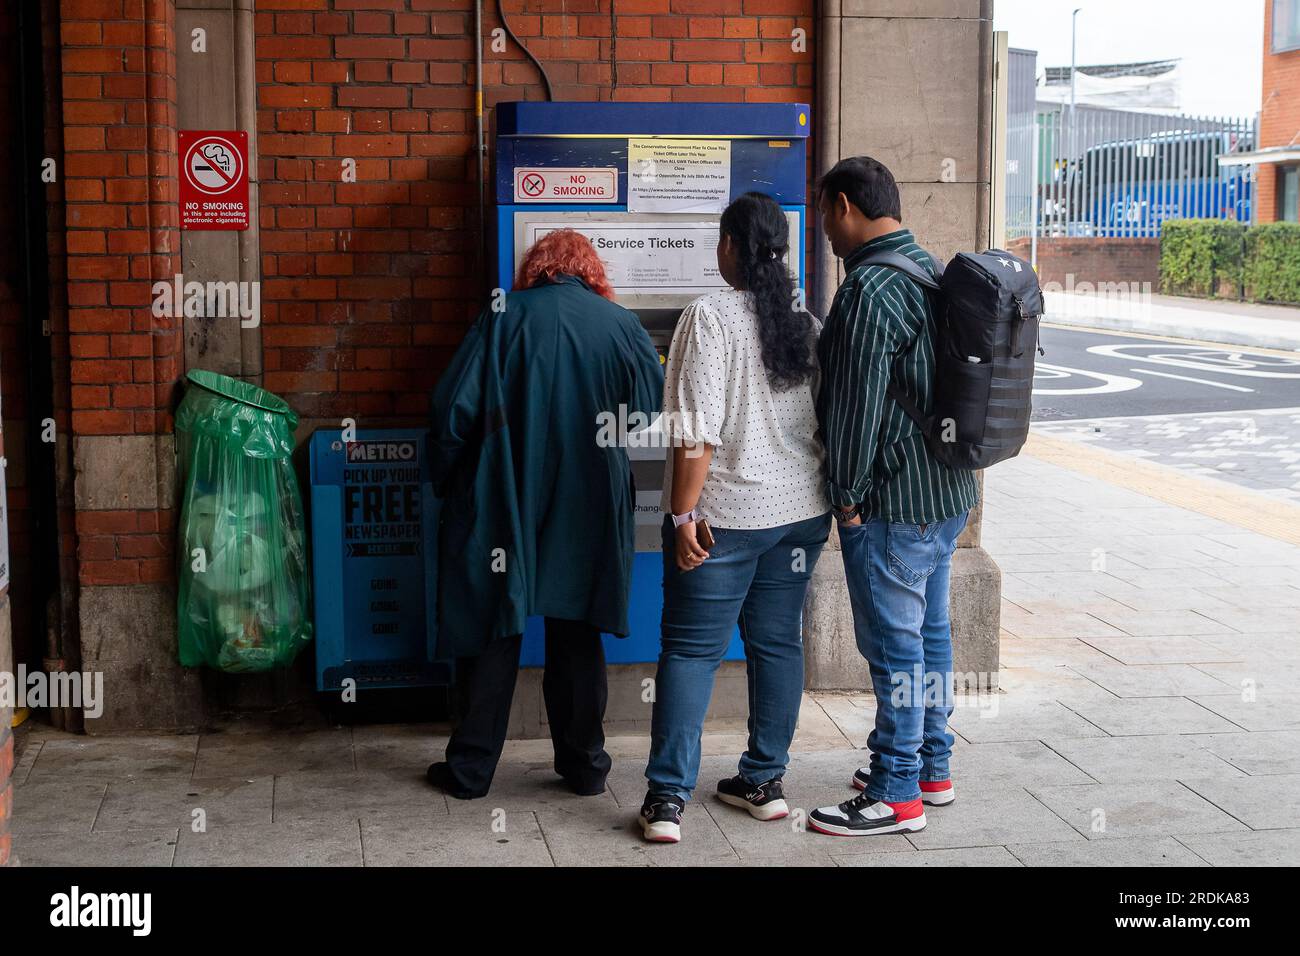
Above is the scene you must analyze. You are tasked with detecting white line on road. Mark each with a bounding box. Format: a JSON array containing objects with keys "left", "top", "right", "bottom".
[{"left": 1129, "top": 368, "right": 1255, "bottom": 393}]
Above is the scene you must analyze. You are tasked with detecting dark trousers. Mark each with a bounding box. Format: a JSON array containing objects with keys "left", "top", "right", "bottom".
[{"left": 444, "top": 617, "right": 611, "bottom": 796}]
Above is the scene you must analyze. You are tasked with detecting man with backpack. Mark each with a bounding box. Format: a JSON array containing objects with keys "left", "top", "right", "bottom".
[{"left": 806, "top": 156, "right": 981, "bottom": 837}]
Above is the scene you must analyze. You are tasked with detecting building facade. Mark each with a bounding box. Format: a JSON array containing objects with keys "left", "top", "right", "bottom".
[
  {"left": 0, "top": 0, "right": 999, "bottom": 761},
  {"left": 1261, "top": 0, "right": 1300, "bottom": 222}
]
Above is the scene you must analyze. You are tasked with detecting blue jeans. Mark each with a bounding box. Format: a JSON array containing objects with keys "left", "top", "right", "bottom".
[
  {"left": 645, "top": 512, "right": 833, "bottom": 802},
  {"left": 839, "top": 511, "right": 968, "bottom": 803}
]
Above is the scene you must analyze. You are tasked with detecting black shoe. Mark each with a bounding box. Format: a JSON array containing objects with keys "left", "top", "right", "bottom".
[
  {"left": 561, "top": 774, "right": 607, "bottom": 797},
  {"left": 638, "top": 793, "right": 685, "bottom": 843},
  {"left": 426, "top": 761, "right": 488, "bottom": 801},
  {"left": 715, "top": 774, "right": 790, "bottom": 821}
]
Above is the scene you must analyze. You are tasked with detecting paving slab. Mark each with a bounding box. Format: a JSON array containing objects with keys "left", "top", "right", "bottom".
[
  {"left": 351, "top": 723, "right": 449, "bottom": 774},
  {"left": 96, "top": 775, "right": 273, "bottom": 832},
  {"left": 1189, "top": 693, "right": 1300, "bottom": 732},
  {"left": 10, "top": 777, "right": 108, "bottom": 838},
  {"left": 947, "top": 699, "right": 1106, "bottom": 744},
  {"left": 1085, "top": 608, "right": 1232, "bottom": 637},
  {"left": 1176, "top": 828, "right": 1300, "bottom": 866},
  {"left": 1079, "top": 635, "right": 1242, "bottom": 665},
  {"left": 999, "top": 611, "right": 1129, "bottom": 640},
  {"left": 835, "top": 846, "right": 1022, "bottom": 867},
  {"left": 1007, "top": 836, "right": 1208, "bottom": 867},
  {"left": 1198, "top": 731, "right": 1300, "bottom": 776},
  {"left": 538, "top": 799, "right": 739, "bottom": 866},
  {"left": 1028, "top": 782, "right": 1248, "bottom": 840},
  {"left": 360, "top": 812, "right": 553, "bottom": 866},
  {"left": 26, "top": 734, "right": 198, "bottom": 783},
  {"left": 1070, "top": 662, "right": 1233, "bottom": 698},
  {"left": 443, "top": 764, "right": 624, "bottom": 818},
  {"left": 13, "top": 828, "right": 179, "bottom": 867},
  {"left": 1041, "top": 734, "right": 1243, "bottom": 784},
  {"left": 174, "top": 820, "right": 364, "bottom": 867},
  {"left": 950, "top": 739, "right": 1096, "bottom": 786},
  {"left": 898, "top": 785, "right": 1084, "bottom": 850},
  {"left": 272, "top": 769, "right": 447, "bottom": 824},
  {"left": 193, "top": 729, "right": 355, "bottom": 777},
  {"left": 1060, "top": 697, "right": 1243, "bottom": 737},
  {"left": 1180, "top": 774, "right": 1300, "bottom": 831}
]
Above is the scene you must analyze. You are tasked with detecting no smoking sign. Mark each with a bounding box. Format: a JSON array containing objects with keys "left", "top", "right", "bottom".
[{"left": 179, "top": 130, "right": 249, "bottom": 231}]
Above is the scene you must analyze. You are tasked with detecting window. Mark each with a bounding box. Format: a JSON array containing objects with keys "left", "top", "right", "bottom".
[
  {"left": 1275, "top": 0, "right": 1300, "bottom": 52},
  {"left": 1281, "top": 165, "right": 1299, "bottom": 222}
]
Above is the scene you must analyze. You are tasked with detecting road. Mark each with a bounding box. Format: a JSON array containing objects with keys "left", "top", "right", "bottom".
[{"left": 1029, "top": 325, "right": 1300, "bottom": 503}]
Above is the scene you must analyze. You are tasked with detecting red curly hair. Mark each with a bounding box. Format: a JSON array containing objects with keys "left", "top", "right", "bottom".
[{"left": 513, "top": 228, "right": 616, "bottom": 300}]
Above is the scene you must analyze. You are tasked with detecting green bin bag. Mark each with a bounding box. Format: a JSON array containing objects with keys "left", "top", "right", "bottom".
[{"left": 175, "top": 370, "right": 313, "bottom": 672}]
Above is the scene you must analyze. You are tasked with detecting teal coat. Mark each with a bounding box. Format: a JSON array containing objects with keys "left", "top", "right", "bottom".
[{"left": 430, "top": 276, "right": 664, "bottom": 656}]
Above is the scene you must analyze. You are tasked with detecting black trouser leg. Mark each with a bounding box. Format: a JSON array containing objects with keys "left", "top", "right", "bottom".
[
  {"left": 542, "top": 618, "right": 611, "bottom": 791},
  {"left": 444, "top": 633, "right": 524, "bottom": 796}
]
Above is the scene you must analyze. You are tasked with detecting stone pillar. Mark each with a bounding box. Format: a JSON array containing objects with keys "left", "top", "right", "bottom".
[
  {"left": 804, "top": 0, "right": 1001, "bottom": 691},
  {"left": 176, "top": 0, "right": 262, "bottom": 382}
]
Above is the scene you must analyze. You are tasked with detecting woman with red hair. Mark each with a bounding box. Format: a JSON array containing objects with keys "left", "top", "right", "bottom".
[{"left": 428, "top": 228, "right": 664, "bottom": 800}]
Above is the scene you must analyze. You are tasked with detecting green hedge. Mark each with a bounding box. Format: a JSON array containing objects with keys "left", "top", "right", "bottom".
[
  {"left": 1161, "top": 219, "right": 1300, "bottom": 305},
  {"left": 1243, "top": 222, "right": 1300, "bottom": 305},
  {"left": 1159, "top": 219, "right": 1245, "bottom": 299}
]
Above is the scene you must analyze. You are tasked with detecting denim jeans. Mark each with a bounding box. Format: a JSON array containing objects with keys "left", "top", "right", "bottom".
[
  {"left": 645, "top": 511, "right": 833, "bottom": 802},
  {"left": 839, "top": 511, "right": 969, "bottom": 803}
]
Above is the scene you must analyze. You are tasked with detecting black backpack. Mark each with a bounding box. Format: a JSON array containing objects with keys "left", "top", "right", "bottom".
[{"left": 859, "top": 249, "right": 1044, "bottom": 471}]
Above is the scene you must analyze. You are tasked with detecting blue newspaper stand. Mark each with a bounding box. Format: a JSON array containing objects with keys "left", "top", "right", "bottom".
[
  {"left": 310, "top": 429, "right": 451, "bottom": 692},
  {"left": 492, "top": 101, "right": 811, "bottom": 666}
]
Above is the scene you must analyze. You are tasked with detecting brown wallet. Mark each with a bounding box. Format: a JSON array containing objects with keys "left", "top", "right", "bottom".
[{"left": 696, "top": 517, "right": 715, "bottom": 550}]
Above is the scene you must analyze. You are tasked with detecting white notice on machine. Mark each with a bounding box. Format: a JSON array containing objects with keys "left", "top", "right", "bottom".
[{"left": 627, "top": 138, "right": 731, "bottom": 213}]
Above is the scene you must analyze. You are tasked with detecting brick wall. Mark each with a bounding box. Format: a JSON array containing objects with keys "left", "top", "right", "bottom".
[
  {"left": 253, "top": 0, "right": 816, "bottom": 424},
  {"left": 60, "top": 0, "right": 181, "bottom": 591},
  {"left": 1260, "top": 0, "right": 1300, "bottom": 222},
  {"left": 1008, "top": 237, "right": 1160, "bottom": 289}
]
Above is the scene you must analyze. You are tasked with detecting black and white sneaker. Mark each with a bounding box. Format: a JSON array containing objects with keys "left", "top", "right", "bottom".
[
  {"left": 639, "top": 793, "right": 685, "bottom": 843},
  {"left": 851, "top": 768, "right": 956, "bottom": 806},
  {"left": 715, "top": 775, "right": 790, "bottom": 821},
  {"left": 808, "top": 792, "right": 926, "bottom": 837}
]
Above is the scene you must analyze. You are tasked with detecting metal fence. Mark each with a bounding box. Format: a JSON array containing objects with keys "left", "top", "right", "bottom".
[{"left": 1007, "top": 107, "right": 1256, "bottom": 242}]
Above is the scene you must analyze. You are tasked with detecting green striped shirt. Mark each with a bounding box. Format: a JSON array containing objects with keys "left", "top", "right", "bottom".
[{"left": 816, "top": 229, "right": 980, "bottom": 524}]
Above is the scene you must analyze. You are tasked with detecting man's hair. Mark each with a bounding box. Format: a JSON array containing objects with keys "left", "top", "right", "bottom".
[{"left": 817, "top": 156, "right": 902, "bottom": 222}]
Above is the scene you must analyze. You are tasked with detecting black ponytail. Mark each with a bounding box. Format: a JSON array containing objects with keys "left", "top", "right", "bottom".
[{"left": 719, "top": 192, "right": 818, "bottom": 391}]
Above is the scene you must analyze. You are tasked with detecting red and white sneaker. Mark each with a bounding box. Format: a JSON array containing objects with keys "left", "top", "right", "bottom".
[
  {"left": 851, "top": 768, "right": 955, "bottom": 806},
  {"left": 920, "top": 779, "right": 955, "bottom": 806},
  {"left": 809, "top": 793, "right": 926, "bottom": 836}
]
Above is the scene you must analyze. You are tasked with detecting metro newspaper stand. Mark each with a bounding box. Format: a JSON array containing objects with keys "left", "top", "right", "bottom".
[{"left": 494, "top": 101, "right": 811, "bottom": 666}]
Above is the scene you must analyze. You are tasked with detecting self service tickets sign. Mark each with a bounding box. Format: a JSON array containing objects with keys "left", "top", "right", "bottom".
[{"left": 179, "top": 130, "right": 250, "bottom": 231}]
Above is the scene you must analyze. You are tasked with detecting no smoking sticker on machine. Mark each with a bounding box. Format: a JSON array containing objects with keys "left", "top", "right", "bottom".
[
  {"left": 179, "top": 130, "right": 250, "bottom": 231},
  {"left": 513, "top": 167, "right": 617, "bottom": 203}
]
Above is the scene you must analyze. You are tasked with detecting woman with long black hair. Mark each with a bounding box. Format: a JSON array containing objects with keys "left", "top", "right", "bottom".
[{"left": 639, "top": 192, "right": 832, "bottom": 843}]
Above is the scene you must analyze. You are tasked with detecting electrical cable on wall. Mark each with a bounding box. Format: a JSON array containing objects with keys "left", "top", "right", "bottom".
[{"left": 497, "top": 0, "right": 554, "bottom": 101}]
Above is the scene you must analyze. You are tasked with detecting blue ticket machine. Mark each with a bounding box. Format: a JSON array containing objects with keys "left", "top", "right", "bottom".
[{"left": 494, "top": 101, "right": 811, "bottom": 665}]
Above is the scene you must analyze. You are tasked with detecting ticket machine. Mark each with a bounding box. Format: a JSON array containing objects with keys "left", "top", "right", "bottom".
[{"left": 494, "top": 101, "right": 811, "bottom": 665}]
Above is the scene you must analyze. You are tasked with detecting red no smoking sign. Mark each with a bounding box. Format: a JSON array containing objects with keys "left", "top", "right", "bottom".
[{"left": 179, "top": 130, "right": 249, "bottom": 231}]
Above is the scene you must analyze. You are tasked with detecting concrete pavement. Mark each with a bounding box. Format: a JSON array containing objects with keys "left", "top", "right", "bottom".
[{"left": 9, "top": 434, "right": 1300, "bottom": 866}]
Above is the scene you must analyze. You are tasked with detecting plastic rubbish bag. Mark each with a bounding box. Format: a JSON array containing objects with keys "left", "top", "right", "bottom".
[{"left": 175, "top": 370, "right": 312, "bottom": 672}]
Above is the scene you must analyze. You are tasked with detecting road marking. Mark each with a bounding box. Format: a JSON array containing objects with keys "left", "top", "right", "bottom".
[
  {"left": 1129, "top": 368, "right": 1255, "bottom": 393},
  {"left": 1089, "top": 343, "right": 1300, "bottom": 379},
  {"left": 1033, "top": 363, "right": 1142, "bottom": 395}
]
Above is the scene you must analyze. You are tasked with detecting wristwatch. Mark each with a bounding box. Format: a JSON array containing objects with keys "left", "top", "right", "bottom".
[
  {"left": 671, "top": 509, "right": 698, "bottom": 528},
  {"left": 834, "top": 504, "right": 861, "bottom": 523}
]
